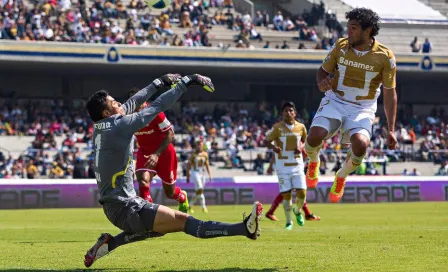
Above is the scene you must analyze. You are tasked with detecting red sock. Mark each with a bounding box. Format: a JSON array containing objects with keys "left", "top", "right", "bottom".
[
  {"left": 168, "top": 186, "right": 186, "bottom": 203},
  {"left": 302, "top": 202, "right": 311, "bottom": 217},
  {"left": 267, "top": 193, "right": 283, "bottom": 215},
  {"left": 139, "top": 185, "right": 152, "bottom": 203}
]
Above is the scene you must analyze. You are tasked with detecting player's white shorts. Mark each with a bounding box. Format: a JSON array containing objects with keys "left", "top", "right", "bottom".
[
  {"left": 311, "top": 97, "right": 374, "bottom": 144},
  {"left": 191, "top": 170, "right": 205, "bottom": 190},
  {"left": 277, "top": 172, "right": 307, "bottom": 193}
]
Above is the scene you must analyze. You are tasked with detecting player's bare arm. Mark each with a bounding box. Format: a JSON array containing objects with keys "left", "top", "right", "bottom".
[
  {"left": 205, "top": 154, "right": 212, "bottom": 182},
  {"left": 316, "top": 67, "right": 332, "bottom": 92},
  {"left": 144, "top": 129, "right": 174, "bottom": 169},
  {"left": 383, "top": 87, "right": 398, "bottom": 149},
  {"left": 267, "top": 156, "right": 275, "bottom": 175},
  {"left": 264, "top": 139, "right": 281, "bottom": 154},
  {"left": 186, "top": 158, "right": 192, "bottom": 183}
]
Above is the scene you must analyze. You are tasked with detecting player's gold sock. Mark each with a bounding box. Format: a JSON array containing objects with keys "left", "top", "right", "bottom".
[
  {"left": 295, "top": 197, "right": 305, "bottom": 214},
  {"left": 338, "top": 149, "right": 365, "bottom": 178},
  {"left": 199, "top": 194, "right": 206, "bottom": 209},
  {"left": 282, "top": 199, "right": 293, "bottom": 224},
  {"left": 190, "top": 194, "right": 197, "bottom": 206},
  {"left": 305, "top": 140, "right": 322, "bottom": 162}
]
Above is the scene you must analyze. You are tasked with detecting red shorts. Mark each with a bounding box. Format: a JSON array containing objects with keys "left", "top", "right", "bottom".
[{"left": 135, "top": 144, "right": 178, "bottom": 184}]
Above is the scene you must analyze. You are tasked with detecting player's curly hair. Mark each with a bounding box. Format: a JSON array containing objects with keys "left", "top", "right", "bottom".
[
  {"left": 86, "top": 90, "right": 109, "bottom": 122},
  {"left": 346, "top": 8, "right": 380, "bottom": 37}
]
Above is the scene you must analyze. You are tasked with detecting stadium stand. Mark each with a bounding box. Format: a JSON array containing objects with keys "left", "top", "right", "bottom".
[
  {"left": 1, "top": 0, "right": 448, "bottom": 179},
  {"left": 320, "top": 0, "right": 352, "bottom": 22},
  {"left": 2, "top": 0, "right": 448, "bottom": 52},
  {"left": 0, "top": 98, "right": 447, "bottom": 178},
  {"left": 337, "top": 0, "right": 447, "bottom": 20},
  {"left": 419, "top": 0, "right": 448, "bottom": 17}
]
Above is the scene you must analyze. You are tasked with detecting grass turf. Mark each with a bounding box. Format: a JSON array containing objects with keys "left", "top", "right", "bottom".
[{"left": 0, "top": 202, "right": 447, "bottom": 272}]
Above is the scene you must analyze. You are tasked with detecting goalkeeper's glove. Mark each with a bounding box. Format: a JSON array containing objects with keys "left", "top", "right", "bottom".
[
  {"left": 153, "top": 74, "right": 182, "bottom": 89},
  {"left": 180, "top": 74, "right": 215, "bottom": 93}
]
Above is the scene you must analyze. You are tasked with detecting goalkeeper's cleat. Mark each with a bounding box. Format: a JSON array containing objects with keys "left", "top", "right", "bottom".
[
  {"left": 178, "top": 190, "right": 190, "bottom": 213},
  {"left": 306, "top": 214, "right": 321, "bottom": 221},
  {"left": 293, "top": 207, "right": 305, "bottom": 227},
  {"left": 243, "top": 201, "right": 263, "bottom": 240},
  {"left": 265, "top": 212, "right": 279, "bottom": 221},
  {"left": 84, "top": 233, "right": 112, "bottom": 268},
  {"left": 189, "top": 206, "right": 195, "bottom": 214},
  {"left": 306, "top": 161, "right": 320, "bottom": 189},
  {"left": 330, "top": 170, "right": 347, "bottom": 203},
  {"left": 202, "top": 207, "right": 208, "bottom": 213},
  {"left": 285, "top": 223, "right": 293, "bottom": 230},
  {"left": 182, "top": 74, "right": 215, "bottom": 93}
]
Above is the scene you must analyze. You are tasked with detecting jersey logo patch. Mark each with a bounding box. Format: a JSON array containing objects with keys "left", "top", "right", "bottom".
[{"left": 389, "top": 57, "right": 396, "bottom": 68}]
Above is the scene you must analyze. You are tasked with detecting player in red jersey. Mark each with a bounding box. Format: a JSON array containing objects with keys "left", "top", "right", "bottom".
[{"left": 129, "top": 87, "right": 189, "bottom": 213}]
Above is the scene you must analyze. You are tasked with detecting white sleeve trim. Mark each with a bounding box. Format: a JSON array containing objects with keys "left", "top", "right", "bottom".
[{"left": 159, "top": 118, "right": 172, "bottom": 131}]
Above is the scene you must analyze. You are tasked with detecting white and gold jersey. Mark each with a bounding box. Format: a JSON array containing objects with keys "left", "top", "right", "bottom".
[
  {"left": 189, "top": 151, "right": 209, "bottom": 172},
  {"left": 265, "top": 120, "right": 307, "bottom": 175},
  {"left": 322, "top": 38, "right": 396, "bottom": 111}
]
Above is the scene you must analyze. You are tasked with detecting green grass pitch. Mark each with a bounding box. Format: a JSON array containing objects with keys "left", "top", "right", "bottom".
[{"left": 0, "top": 202, "right": 447, "bottom": 272}]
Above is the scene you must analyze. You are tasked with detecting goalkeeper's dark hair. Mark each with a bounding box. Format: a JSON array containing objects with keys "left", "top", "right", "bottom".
[
  {"left": 86, "top": 90, "right": 109, "bottom": 122},
  {"left": 346, "top": 8, "right": 380, "bottom": 37},
  {"left": 128, "top": 87, "right": 140, "bottom": 99},
  {"left": 281, "top": 101, "right": 296, "bottom": 112}
]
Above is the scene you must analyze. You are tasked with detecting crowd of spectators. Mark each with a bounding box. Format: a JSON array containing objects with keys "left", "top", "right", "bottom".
[
  {"left": 0, "top": 0, "right": 341, "bottom": 50},
  {"left": 2, "top": 97, "right": 447, "bottom": 178}
]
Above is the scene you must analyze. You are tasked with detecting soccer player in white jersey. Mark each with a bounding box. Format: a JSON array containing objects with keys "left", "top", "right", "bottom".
[
  {"left": 305, "top": 8, "right": 398, "bottom": 203},
  {"left": 187, "top": 140, "right": 212, "bottom": 213},
  {"left": 264, "top": 102, "right": 307, "bottom": 230}
]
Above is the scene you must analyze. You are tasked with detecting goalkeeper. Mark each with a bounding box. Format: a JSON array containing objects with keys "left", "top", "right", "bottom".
[{"left": 84, "top": 74, "right": 263, "bottom": 268}]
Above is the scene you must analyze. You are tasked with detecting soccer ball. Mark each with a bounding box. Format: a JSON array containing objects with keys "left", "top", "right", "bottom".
[{"left": 144, "top": 0, "right": 171, "bottom": 9}]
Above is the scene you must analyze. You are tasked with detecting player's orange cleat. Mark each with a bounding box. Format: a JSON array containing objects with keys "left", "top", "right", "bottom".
[
  {"left": 305, "top": 214, "right": 321, "bottom": 221},
  {"left": 306, "top": 161, "right": 320, "bottom": 188},
  {"left": 330, "top": 170, "right": 346, "bottom": 203},
  {"left": 265, "top": 213, "right": 278, "bottom": 221}
]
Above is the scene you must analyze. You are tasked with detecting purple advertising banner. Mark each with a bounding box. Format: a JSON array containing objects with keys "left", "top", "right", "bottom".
[{"left": 0, "top": 176, "right": 447, "bottom": 209}]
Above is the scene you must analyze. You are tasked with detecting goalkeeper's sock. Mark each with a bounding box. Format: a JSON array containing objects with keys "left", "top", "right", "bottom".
[
  {"left": 108, "top": 231, "right": 164, "bottom": 251},
  {"left": 184, "top": 216, "right": 247, "bottom": 238}
]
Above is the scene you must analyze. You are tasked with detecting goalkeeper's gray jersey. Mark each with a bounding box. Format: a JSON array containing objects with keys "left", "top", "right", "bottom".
[{"left": 92, "top": 82, "right": 187, "bottom": 204}]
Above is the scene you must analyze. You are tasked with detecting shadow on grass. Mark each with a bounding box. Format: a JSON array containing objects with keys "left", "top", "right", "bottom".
[
  {"left": 0, "top": 269, "right": 286, "bottom": 272},
  {"left": 159, "top": 269, "right": 285, "bottom": 272},
  {"left": 17, "top": 240, "right": 90, "bottom": 244},
  {"left": 0, "top": 269, "right": 129, "bottom": 272}
]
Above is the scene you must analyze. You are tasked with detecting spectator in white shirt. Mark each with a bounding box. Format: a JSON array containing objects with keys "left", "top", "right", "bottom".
[
  {"left": 273, "top": 11, "right": 283, "bottom": 31},
  {"left": 282, "top": 17, "right": 295, "bottom": 31}
]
